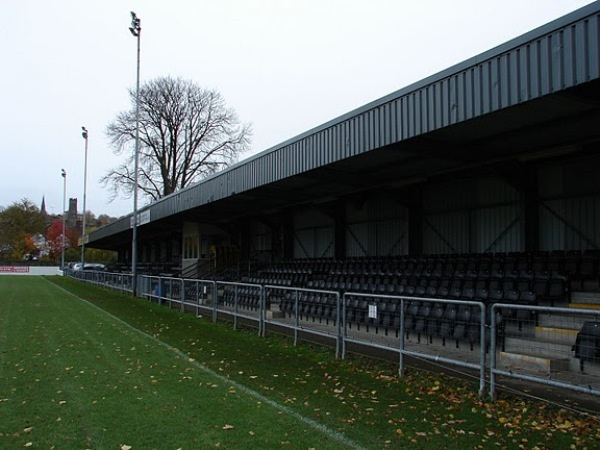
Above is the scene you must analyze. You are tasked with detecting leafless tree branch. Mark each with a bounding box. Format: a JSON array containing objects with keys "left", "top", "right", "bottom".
[{"left": 102, "top": 76, "right": 252, "bottom": 205}]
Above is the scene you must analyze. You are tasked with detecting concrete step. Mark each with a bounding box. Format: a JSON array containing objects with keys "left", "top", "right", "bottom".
[
  {"left": 266, "top": 310, "right": 285, "bottom": 319},
  {"left": 503, "top": 336, "right": 572, "bottom": 358},
  {"left": 499, "top": 351, "right": 570, "bottom": 375},
  {"left": 534, "top": 326, "right": 578, "bottom": 345},
  {"left": 537, "top": 312, "right": 591, "bottom": 330}
]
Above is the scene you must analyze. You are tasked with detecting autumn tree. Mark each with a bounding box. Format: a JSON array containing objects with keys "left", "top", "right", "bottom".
[
  {"left": 45, "top": 220, "right": 64, "bottom": 262},
  {"left": 102, "top": 76, "right": 252, "bottom": 203},
  {"left": 45, "top": 219, "right": 80, "bottom": 262},
  {"left": 0, "top": 199, "right": 45, "bottom": 259}
]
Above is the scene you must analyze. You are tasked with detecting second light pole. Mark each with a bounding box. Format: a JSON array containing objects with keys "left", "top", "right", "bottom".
[
  {"left": 61, "top": 169, "right": 67, "bottom": 271},
  {"left": 129, "top": 11, "right": 141, "bottom": 295},
  {"left": 81, "top": 126, "right": 88, "bottom": 271}
]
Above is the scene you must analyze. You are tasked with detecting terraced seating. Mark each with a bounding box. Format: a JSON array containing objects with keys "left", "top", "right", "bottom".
[{"left": 233, "top": 251, "right": 600, "bottom": 354}]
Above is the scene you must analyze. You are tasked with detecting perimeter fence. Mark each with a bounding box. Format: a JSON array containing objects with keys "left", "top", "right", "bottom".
[{"left": 67, "top": 270, "right": 600, "bottom": 399}]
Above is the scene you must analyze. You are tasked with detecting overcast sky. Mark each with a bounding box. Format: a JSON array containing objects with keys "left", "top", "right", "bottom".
[{"left": 0, "top": 0, "right": 594, "bottom": 218}]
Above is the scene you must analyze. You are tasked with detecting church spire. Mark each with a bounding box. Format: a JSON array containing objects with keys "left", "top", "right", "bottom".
[{"left": 41, "top": 196, "right": 47, "bottom": 215}]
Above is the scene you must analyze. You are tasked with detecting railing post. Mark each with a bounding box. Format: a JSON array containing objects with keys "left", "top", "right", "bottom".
[
  {"left": 478, "top": 301, "right": 486, "bottom": 399},
  {"left": 259, "top": 285, "right": 265, "bottom": 337},
  {"left": 158, "top": 276, "right": 163, "bottom": 304},
  {"left": 336, "top": 292, "right": 342, "bottom": 359},
  {"left": 180, "top": 279, "right": 185, "bottom": 313},
  {"left": 489, "top": 303, "right": 498, "bottom": 401},
  {"left": 341, "top": 293, "right": 347, "bottom": 359},
  {"left": 233, "top": 284, "right": 238, "bottom": 330},
  {"left": 195, "top": 280, "right": 200, "bottom": 317},
  {"left": 399, "top": 297, "right": 405, "bottom": 377},
  {"left": 294, "top": 290, "right": 299, "bottom": 347},
  {"left": 212, "top": 281, "right": 218, "bottom": 323}
]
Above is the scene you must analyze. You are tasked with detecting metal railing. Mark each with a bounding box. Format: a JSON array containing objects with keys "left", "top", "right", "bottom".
[
  {"left": 67, "top": 271, "right": 600, "bottom": 400},
  {"left": 490, "top": 303, "right": 600, "bottom": 399},
  {"left": 68, "top": 269, "right": 133, "bottom": 294},
  {"left": 341, "top": 293, "right": 487, "bottom": 397},
  {"left": 215, "top": 281, "right": 265, "bottom": 335},
  {"left": 262, "top": 285, "right": 343, "bottom": 357}
]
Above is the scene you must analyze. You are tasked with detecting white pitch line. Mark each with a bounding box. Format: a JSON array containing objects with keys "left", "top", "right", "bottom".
[{"left": 48, "top": 279, "right": 368, "bottom": 450}]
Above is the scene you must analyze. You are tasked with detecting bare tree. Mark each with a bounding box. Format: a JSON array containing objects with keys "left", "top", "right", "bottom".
[{"left": 102, "top": 76, "right": 252, "bottom": 202}]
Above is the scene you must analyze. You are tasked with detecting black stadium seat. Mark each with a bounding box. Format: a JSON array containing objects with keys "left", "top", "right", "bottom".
[
  {"left": 427, "top": 303, "right": 445, "bottom": 343},
  {"left": 439, "top": 303, "right": 458, "bottom": 346},
  {"left": 404, "top": 300, "right": 421, "bottom": 340},
  {"left": 574, "top": 322, "right": 600, "bottom": 372},
  {"left": 414, "top": 302, "right": 432, "bottom": 343},
  {"left": 452, "top": 305, "right": 472, "bottom": 348}
]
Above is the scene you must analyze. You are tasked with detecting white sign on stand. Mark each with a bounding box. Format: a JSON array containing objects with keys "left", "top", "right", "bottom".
[{"left": 368, "top": 303, "right": 377, "bottom": 319}]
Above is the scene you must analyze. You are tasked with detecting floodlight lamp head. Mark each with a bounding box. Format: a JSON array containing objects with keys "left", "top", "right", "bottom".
[
  {"left": 61, "top": 169, "right": 66, "bottom": 177},
  {"left": 81, "top": 126, "right": 88, "bottom": 139},
  {"left": 129, "top": 11, "right": 140, "bottom": 36}
]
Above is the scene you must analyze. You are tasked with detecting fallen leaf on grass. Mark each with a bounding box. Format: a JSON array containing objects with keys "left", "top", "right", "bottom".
[{"left": 222, "top": 424, "right": 234, "bottom": 430}]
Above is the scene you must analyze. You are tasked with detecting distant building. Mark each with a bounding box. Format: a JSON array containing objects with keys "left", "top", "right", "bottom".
[{"left": 67, "top": 198, "right": 78, "bottom": 229}]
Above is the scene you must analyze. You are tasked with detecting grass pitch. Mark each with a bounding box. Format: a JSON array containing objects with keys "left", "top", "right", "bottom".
[{"left": 0, "top": 276, "right": 598, "bottom": 449}]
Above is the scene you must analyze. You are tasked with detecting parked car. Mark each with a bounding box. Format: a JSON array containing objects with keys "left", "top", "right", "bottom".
[
  {"left": 84, "top": 263, "right": 106, "bottom": 271},
  {"left": 70, "top": 263, "right": 106, "bottom": 271}
]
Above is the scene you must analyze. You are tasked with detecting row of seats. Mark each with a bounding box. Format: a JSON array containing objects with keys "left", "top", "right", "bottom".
[
  {"left": 229, "top": 250, "right": 600, "bottom": 315},
  {"left": 276, "top": 250, "right": 600, "bottom": 279},
  {"left": 222, "top": 285, "right": 263, "bottom": 310},
  {"left": 243, "top": 273, "right": 309, "bottom": 287},
  {"left": 222, "top": 281, "right": 538, "bottom": 313},
  {"left": 237, "top": 274, "right": 563, "bottom": 306},
  {"left": 246, "top": 251, "right": 598, "bottom": 306},
  {"left": 304, "top": 274, "right": 566, "bottom": 305}
]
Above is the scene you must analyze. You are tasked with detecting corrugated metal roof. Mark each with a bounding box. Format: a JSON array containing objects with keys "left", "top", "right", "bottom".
[{"left": 90, "top": 2, "right": 600, "bottom": 245}]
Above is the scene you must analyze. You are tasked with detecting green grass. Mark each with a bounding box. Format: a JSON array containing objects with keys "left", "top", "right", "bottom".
[{"left": 0, "top": 276, "right": 598, "bottom": 449}]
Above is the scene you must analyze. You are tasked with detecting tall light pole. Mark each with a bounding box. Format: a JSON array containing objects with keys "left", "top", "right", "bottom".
[
  {"left": 129, "top": 11, "right": 141, "bottom": 295},
  {"left": 81, "top": 126, "right": 89, "bottom": 271},
  {"left": 61, "top": 169, "right": 67, "bottom": 271}
]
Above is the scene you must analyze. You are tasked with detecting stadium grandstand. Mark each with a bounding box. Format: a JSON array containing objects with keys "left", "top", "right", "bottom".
[{"left": 82, "top": 2, "right": 600, "bottom": 399}]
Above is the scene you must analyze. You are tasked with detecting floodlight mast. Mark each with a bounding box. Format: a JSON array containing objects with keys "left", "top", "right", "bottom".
[
  {"left": 130, "top": 11, "right": 141, "bottom": 296},
  {"left": 81, "top": 127, "right": 88, "bottom": 273},
  {"left": 61, "top": 169, "right": 67, "bottom": 271}
]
